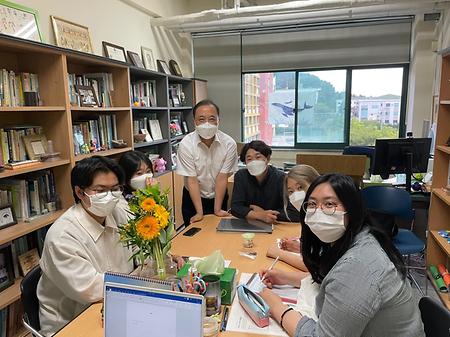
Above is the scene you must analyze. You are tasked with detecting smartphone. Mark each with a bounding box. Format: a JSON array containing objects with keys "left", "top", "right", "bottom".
[{"left": 183, "top": 227, "right": 201, "bottom": 237}]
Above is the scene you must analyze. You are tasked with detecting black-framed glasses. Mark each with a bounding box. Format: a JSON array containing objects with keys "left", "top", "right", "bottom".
[{"left": 302, "top": 201, "right": 341, "bottom": 215}]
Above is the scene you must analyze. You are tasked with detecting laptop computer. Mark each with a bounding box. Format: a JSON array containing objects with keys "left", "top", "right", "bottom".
[
  {"left": 104, "top": 282, "right": 205, "bottom": 337},
  {"left": 217, "top": 218, "right": 273, "bottom": 233}
]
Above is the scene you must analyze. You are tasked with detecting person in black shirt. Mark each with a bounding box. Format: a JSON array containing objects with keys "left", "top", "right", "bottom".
[{"left": 231, "top": 140, "right": 290, "bottom": 223}]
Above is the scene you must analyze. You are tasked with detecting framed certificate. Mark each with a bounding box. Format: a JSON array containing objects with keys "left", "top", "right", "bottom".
[{"left": 0, "top": 0, "right": 42, "bottom": 42}]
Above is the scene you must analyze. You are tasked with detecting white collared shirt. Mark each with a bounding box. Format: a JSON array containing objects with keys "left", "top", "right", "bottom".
[
  {"left": 176, "top": 130, "right": 238, "bottom": 198},
  {"left": 37, "top": 203, "right": 133, "bottom": 336}
]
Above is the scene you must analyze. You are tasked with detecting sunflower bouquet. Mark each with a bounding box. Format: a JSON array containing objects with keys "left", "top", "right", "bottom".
[{"left": 118, "top": 183, "right": 174, "bottom": 279}]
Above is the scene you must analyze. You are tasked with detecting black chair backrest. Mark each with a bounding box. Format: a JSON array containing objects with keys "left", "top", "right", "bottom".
[
  {"left": 20, "top": 265, "right": 42, "bottom": 331},
  {"left": 419, "top": 296, "right": 450, "bottom": 337}
]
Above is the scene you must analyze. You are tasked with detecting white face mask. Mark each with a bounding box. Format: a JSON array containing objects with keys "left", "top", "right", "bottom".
[
  {"left": 84, "top": 191, "right": 121, "bottom": 217},
  {"left": 246, "top": 160, "right": 267, "bottom": 176},
  {"left": 130, "top": 173, "right": 153, "bottom": 191},
  {"left": 196, "top": 122, "right": 218, "bottom": 139},
  {"left": 305, "top": 209, "right": 347, "bottom": 243},
  {"left": 289, "top": 191, "right": 306, "bottom": 211}
]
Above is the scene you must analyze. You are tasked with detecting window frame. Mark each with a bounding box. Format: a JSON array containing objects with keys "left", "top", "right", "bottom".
[{"left": 241, "top": 63, "right": 409, "bottom": 150}]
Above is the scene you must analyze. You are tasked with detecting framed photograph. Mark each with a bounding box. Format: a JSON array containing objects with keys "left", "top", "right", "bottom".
[
  {"left": 18, "top": 248, "right": 40, "bottom": 276},
  {"left": 0, "top": 204, "right": 16, "bottom": 230},
  {"left": 157, "top": 60, "right": 171, "bottom": 75},
  {"left": 140, "top": 128, "right": 153, "bottom": 143},
  {"left": 75, "top": 85, "right": 99, "bottom": 107},
  {"left": 23, "top": 134, "right": 48, "bottom": 160},
  {"left": 127, "top": 51, "right": 145, "bottom": 68},
  {"left": 0, "top": 1, "right": 42, "bottom": 42},
  {"left": 102, "top": 41, "right": 127, "bottom": 63},
  {"left": 169, "top": 60, "right": 182, "bottom": 77},
  {"left": 141, "top": 47, "right": 156, "bottom": 71},
  {"left": 51, "top": 16, "right": 93, "bottom": 53},
  {"left": 0, "top": 243, "right": 14, "bottom": 292}
]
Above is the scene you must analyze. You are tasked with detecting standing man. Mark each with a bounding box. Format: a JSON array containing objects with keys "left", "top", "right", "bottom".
[
  {"left": 177, "top": 99, "right": 237, "bottom": 226},
  {"left": 37, "top": 156, "right": 133, "bottom": 336}
]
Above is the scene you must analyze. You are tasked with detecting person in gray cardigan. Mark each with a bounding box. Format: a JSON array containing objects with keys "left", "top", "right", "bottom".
[{"left": 259, "top": 173, "right": 424, "bottom": 337}]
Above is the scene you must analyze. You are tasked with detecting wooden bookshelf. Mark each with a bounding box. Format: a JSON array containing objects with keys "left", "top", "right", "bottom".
[
  {"left": 0, "top": 106, "right": 65, "bottom": 112},
  {"left": 0, "top": 278, "right": 22, "bottom": 310},
  {"left": 427, "top": 50, "right": 450, "bottom": 310},
  {"left": 70, "top": 107, "right": 131, "bottom": 112},
  {"left": 74, "top": 147, "right": 133, "bottom": 162},
  {"left": 0, "top": 210, "right": 65, "bottom": 246},
  {"left": 0, "top": 159, "right": 70, "bottom": 179}
]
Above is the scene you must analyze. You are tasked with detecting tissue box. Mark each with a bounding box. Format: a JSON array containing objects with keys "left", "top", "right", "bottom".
[{"left": 177, "top": 264, "right": 237, "bottom": 305}]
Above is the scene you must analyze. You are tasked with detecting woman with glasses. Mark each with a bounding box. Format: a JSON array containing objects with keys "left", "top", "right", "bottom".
[
  {"left": 37, "top": 156, "right": 134, "bottom": 336},
  {"left": 259, "top": 173, "right": 424, "bottom": 337},
  {"left": 118, "top": 150, "right": 154, "bottom": 200}
]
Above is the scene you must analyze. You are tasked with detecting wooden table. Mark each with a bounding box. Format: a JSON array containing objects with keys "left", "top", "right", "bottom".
[{"left": 55, "top": 215, "right": 300, "bottom": 337}]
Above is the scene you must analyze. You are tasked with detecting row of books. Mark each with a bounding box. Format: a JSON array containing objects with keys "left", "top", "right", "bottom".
[
  {"left": 0, "top": 170, "right": 57, "bottom": 221},
  {"left": 0, "top": 300, "right": 24, "bottom": 337},
  {"left": 133, "top": 117, "right": 163, "bottom": 142},
  {"left": 169, "top": 84, "right": 184, "bottom": 107},
  {"left": 0, "top": 126, "right": 43, "bottom": 166},
  {"left": 0, "top": 70, "right": 40, "bottom": 107},
  {"left": 131, "top": 80, "right": 158, "bottom": 107},
  {"left": 68, "top": 73, "right": 114, "bottom": 107},
  {"left": 72, "top": 114, "right": 118, "bottom": 155}
]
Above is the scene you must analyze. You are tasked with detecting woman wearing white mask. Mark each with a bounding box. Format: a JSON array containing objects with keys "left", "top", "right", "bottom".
[
  {"left": 118, "top": 150, "right": 154, "bottom": 200},
  {"left": 231, "top": 140, "right": 288, "bottom": 224},
  {"left": 37, "top": 156, "right": 134, "bottom": 336},
  {"left": 266, "top": 165, "right": 320, "bottom": 270},
  {"left": 259, "top": 173, "right": 424, "bottom": 337}
]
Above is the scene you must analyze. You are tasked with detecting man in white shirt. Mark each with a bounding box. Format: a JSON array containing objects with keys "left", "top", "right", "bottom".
[
  {"left": 177, "top": 100, "right": 238, "bottom": 226},
  {"left": 37, "top": 156, "right": 133, "bottom": 336}
]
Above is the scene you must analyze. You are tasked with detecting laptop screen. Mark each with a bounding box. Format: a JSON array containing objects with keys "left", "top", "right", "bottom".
[{"left": 104, "top": 284, "right": 204, "bottom": 337}]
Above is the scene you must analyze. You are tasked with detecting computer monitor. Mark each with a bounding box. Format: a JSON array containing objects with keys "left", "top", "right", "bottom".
[
  {"left": 372, "top": 137, "right": 431, "bottom": 191},
  {"left": 104, "top": 283, "right": 205, "bottom": 337}
]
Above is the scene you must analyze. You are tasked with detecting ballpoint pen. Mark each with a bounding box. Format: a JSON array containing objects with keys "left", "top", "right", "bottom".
[
  {"left": 220, "top": 306, "right": 230, "bottom": 331},
  {"left": 261, "top": 256, "right": 279, "bottom": 282}
]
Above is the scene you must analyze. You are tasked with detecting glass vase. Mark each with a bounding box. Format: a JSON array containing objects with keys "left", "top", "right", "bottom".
[{"left": 154, "top": 240, "right": 167, "bottom": 280}]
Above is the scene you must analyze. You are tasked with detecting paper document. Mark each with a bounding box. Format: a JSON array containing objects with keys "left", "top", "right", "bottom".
[{"left": 226, "top": 273, "right": 298, "bottom": 336}]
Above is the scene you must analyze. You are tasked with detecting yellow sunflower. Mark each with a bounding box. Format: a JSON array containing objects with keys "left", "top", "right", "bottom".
[
  {"left": 136, "top": 216, "right": 160, "bottom": 240},
  {"left": 153, "top": 204, "right": 170, "bottom": 229},
  {"left": 141, "top": 197, "right": 156, "bottom": 212}
]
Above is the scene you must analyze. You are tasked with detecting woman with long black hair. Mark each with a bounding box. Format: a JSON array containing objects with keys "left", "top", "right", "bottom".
[{"left": 259, "top": 173, "right": 424, "bottom": 337}]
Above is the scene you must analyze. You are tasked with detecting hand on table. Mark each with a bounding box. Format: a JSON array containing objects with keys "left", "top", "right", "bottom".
[
  {"left": 214, "top": 209, "right": 229, "bottom": 217},
  {"left": 280, "top": 237, "right": 301, "bottom": 253},
  {"left": 259, "top": 210, "right": 279, "bottom": 224},
  {"left": 190, "top": 213, "right": 203, "bottom": 224},
  {"left": 259, "top": 268, "right": 289, "bottom": 288},
  {"left": 266, "top": 243, "right": 282, "bottom": 259}
]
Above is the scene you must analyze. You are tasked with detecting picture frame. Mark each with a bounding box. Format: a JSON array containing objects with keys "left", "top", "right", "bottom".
[
  {"left": 23, "top": 134, "right": 48, "bottom": 160},
  {"left": 127, "top": 51, "right": 145, "bottom": 68},
  {"left": 18, "top": 248, "right": 40, "bottom": 276},
  {"left": 169, "top": 59, "right": 182, "bottom": 77},
  {"left": 0, "top": 243, "right": 14, "bottom": 292},
  {"left": 51, "top": 16, "right": 93, "bottom": 53},
  {"left": 102, "top": 41, "right": 127, "bottom": 63},
  {"left": 0, "top": 0, "right": 42, "bottom": 42},
  {"left": 0, "top": 204, "right": 17, "bottom": 230},
  {"left": 141, "top": 47, "right": 156, "bottom": 71},
  {"left": 75, "top": 85, "right": 99, "bottom": 107},
  {"left": 140, "top": 128, "right": 153, "bottom": 143},
  {"left": 157, "top": 60, "right": 171, "bottom": 75}
]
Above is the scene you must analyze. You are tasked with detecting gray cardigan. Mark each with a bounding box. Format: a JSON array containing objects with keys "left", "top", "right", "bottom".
[{"left": 295, "top": 229, "right": 424, "bottom": 337}]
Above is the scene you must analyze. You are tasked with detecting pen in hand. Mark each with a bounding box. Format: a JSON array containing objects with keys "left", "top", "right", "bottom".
[{"left": 261, "top": 256, "right": 279, "bottom": 283}]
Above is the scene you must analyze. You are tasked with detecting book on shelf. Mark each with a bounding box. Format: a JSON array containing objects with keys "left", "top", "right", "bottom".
[
  {"left": 0, "top": 170, "right": 57, "bottom": 221},
  {"left": 72, "top": 114, "right": 118, "bottom": 155},
  {"left": 0, "top": 125, "right": 43, "bottom": 165},
  {"left": 0, "top": 69, "right": 41, "bottom": 107},
  {"left": 131, "top": 80, "right": 157, "bottom": 107},
  {"left": 0, "top": 300, "right": 24, "bottom": 337},
  {"left": 168, "top": 84, "right": 184, "bottom": 107},
  {"left": 148, "top": 119, "right": 163, "bottom": 141},
  {"left": 68, "top": 73, "right": 114, "bottom": 107}
]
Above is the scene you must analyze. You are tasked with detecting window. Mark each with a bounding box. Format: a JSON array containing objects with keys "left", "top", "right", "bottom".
[{"left": 242, "top": 65, "right": 406, "bottom": 148}]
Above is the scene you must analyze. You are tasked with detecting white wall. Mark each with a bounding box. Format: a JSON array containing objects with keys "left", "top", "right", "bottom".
[{"left": 15, "top": 0, "right": 193, "bottom": 77}]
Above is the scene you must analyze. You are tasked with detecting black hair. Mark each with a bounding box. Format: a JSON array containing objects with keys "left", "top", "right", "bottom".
[
  {"left": 118, "top": 151, "right": 153, "bottom": 194},
  {"left": 71, "top": 156, "right": 125, "bottom": 203},
  {"left": 239, "top": 140, "right": 272, "bottom": 163},
  {"left": 300, "top": 173, "right": 406, "bottom": 283},
  {"left": 193, "top": 99, "right": 220, "bottom": 118}
]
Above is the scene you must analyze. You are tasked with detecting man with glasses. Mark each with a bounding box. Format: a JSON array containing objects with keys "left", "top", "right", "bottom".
[
  {"left": 37, "top": 156, "right": 133, "bottom": 336},
  {"left": 177, "top": 99, "right": 238, "bottom": 226}
]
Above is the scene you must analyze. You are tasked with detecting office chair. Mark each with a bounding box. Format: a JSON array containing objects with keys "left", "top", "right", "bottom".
[
  {"left": 419, "top": 296, "right": 450, "bottom": 337},
  {"left": 361, "top": 186, "right": 425, "bottom": 295},
  {"left": 20, "top": 265, "right": 44, "bottom": 337}
]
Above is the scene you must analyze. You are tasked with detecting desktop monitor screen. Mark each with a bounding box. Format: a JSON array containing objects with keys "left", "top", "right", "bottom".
[
  {"left": 104, "top": 284, "right": 204, "bottom": 337},
  {"left": 372, "top": 137, "right": 431, "bottom": 179}
]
